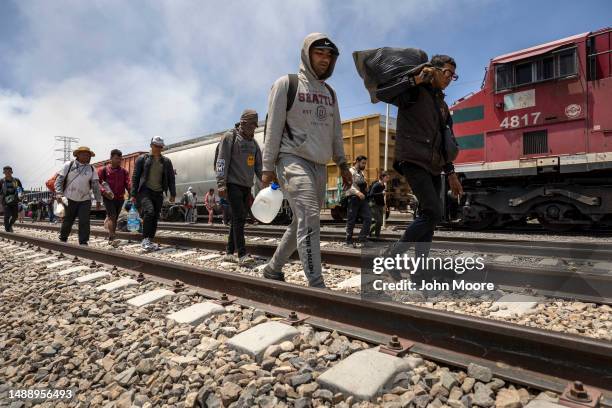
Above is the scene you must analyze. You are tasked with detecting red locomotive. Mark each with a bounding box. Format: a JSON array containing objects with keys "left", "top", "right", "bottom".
[{"left": 449, "top": 27, "right": 612, "bottom": 231}]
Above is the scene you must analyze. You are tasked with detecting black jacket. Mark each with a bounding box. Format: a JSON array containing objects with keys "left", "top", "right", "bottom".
[
  {"left": 1, "top": 177, "right": 23, "bottom": 206},
  {"left": 131, "top": 153, "right": 176, "bottom": 197},
  {"left": 377, "top": 80, "right": 454, "bottom": 176},
  {"left": 368, "top": 180, "right": 385, "bottom": 207}
]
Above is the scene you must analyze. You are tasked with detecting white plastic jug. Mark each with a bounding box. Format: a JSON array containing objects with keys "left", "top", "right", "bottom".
[
  {"left": 127, "top": 205, "right": 140, "bottom": 232},
  {"left": 251, "top": 182, "right": 283, "bottom": 224}
]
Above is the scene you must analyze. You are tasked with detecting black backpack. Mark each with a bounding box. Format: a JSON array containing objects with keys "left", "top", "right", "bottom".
[{"left": 263, "top": 74, "right": 336, "bottom": 142}]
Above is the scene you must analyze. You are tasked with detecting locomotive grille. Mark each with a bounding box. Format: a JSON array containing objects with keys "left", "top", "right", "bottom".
[{"left": 523, "top": 130, "right": 548, "bottom": 155}]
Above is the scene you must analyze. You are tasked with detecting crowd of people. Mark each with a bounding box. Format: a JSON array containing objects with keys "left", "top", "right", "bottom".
[{"left": 1, "top": 32, "right": 463, "bottom": 290}]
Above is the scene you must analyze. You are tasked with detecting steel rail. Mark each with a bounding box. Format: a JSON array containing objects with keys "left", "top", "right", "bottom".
[
  {"left": 22, "top": 222, "right": 612, "bottom": 261},
  {"left": 12, "top": 223, "right": 612, "bottom": 304},
  {"left": 1, "top": 231, "right": 611, "bottom": 401}
]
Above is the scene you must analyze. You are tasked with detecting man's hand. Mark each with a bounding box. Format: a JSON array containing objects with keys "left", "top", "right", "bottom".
[
  {"left": 262, "top": 171, "right": 277, "bottom": 188},
  {"left": 448, "top": 173, "right": 463, "bottom": 198},
  {"left": 340, "top": 167, "right": 352, "bottom": 190},
  {"left": 415, "top": 66, "right": 434, "bottom": 85},
  {"left": 96, "top": 202, "right": 101, "bottom": 210},
  {"left": 356, "top": 191, "right": 366, "bottom": 200},
  {"left": 169, "top": 196, "right": 175, "bottom": 203},
  {"left": 218, "top": 188, "right": 226, "bottom": 198},
  {"left": 102, "top": 191, "right": 113, "bottom": 199}
]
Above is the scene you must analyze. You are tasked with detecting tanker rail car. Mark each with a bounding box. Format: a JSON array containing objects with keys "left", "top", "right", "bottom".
[{"left": 449, "top": 27, "right": 612, "bottom": 231}]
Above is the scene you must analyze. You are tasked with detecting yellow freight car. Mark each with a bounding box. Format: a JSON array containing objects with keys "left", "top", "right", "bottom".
[{"left": 325, "top": 114, "right": 414, "bottom": 220}]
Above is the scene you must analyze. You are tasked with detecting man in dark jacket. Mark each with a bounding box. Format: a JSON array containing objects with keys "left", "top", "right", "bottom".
[
  {"left": 1, "top": 166, "right": 23, "bottom": 232},
  {"left": 345, "top": 155, "right": 371, "bottom": 246},
  {"left": 377, "top": 55, "right": 463, "bottom": 281},
  {"left": 369, "top": 171, "right": 389, "bottom": 238},
  {"left": 131, "top": 136, "right": 176, "bottom": 251}
]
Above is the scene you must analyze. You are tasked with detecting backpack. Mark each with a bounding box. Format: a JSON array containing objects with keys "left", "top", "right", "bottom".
[
  {"left": 46, "top": 161, "right": 73, "bottom": 193},
  {"left": 263, "top": 74, "right": 336, "bottom": 142},
  {"left": 45, "top": 161, "right": 93, "bottom": 193},
  {"left": 1, "top": 178, "right": 20, "bottom": 205},
  {"left": 213, "top": 130, "right": 237, "bottom": 171}
]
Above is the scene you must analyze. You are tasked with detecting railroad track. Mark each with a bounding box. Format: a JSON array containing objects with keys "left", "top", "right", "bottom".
[
  {"left": 14, "top": 223, "right": 612, "bottom": 305},
  {"left": 1, "top": 231, "right": 611, "bottom": 406}
]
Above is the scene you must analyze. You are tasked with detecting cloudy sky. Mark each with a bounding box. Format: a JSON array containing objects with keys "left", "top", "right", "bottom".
[{"left": 1, "top": 0, "right": 610, "bottom": 188}]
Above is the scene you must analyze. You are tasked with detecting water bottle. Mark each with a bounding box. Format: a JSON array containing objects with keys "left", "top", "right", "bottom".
[
  {"left": 127, "top": 205, "right": 140, "bottom": 232},
  {"left": 251, "top": 182, "right": 283, "bottom": 224}
]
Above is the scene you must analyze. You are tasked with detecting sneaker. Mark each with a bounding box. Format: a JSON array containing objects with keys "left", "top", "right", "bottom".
[
  {"left": 238, "top": 255, "right": 256, "bottom": 266},
  {"left": 222, "top": 254, "right": 237, "bottom": 262},
  {"left": 262, "top": 264, "right": 285, "bottom": 282},
  {"left": 142, "top": 238, "right": 154, "bottom": 251}
]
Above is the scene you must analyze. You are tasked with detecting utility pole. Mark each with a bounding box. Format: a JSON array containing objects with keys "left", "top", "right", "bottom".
[
  {"left": 382, "top": 105, "right": 389, "bottom": 230},
  {"left": 55, "top": 136, "right": 79, "bottom": 163}
]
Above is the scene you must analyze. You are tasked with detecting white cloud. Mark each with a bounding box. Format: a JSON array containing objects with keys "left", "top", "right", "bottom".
[{"left": 0, "top": 0, "right": 477, "bottom": 188}]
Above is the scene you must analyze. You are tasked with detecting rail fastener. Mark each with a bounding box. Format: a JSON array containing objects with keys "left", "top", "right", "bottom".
[
  {"left": 173, "top": 279, "right": 185, "bottom": 293},
  {"left": 379, "top": 334, "right": 414, "bottom": 357},
  {"left": 280, "top": 311, "right": 309, "bottom": 326},
  {"left": 560, "top": 381, "right": 602, "bottom": 408},
  {"left": 213, "top": 293, "right": 235, "bottom": 306}
]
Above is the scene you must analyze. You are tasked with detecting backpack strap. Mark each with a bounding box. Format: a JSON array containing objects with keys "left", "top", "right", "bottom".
[
  {"left": 286, "top": 74, "right": 299, "bottom": 111},
  {"left": 283, "top": 74, "right": 299, "bottom": 141},
  {"left": 323, "top": 82, "right": 336, "bottom": 106},
  {"left": 62, "top": 161, "right": 75, "bottom": 192},
  {"left": 264, "top": 74, "right": 300, "bottom": 142}
]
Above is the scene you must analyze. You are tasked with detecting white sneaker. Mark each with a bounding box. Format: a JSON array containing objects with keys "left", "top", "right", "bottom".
[{"left": 142, "top": 238, "right": 154, "bottom": 251}]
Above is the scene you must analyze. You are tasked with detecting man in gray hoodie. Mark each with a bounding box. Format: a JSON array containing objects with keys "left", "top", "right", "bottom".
[
  {"left": 217, "top": 109, "right": 262, "bottom": 265},
  {"left": 261, "top": 33, "right": 352, "bottom": 288}
]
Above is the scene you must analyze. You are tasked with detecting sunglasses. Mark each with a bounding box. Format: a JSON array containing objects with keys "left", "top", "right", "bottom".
[{"left": 435, "top": 67, "right": 459, "bottom": 81}]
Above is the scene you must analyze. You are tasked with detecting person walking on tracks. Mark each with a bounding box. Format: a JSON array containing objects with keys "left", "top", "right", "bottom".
[
  {"left": 1, "top": 165, "right": 23, "bottom": 232},
  {"left": 55, "top": 147, "right": 102, "bottom": 245},
  {"left": 261, "top": 33, "right": 352, "bottom": 288},
  {"left": 216, "top": 109, "right": 262, "bottom": 265},
  {"left": 204, "top": 188, "right": 217, "bottom": 225},
  {"left": 131, "top": 137, "right": 176, "bottom": 251},
  {"left": 369, "top": 171, "right": 389, "bottom": 239},
  {"left": 345, "top": 155, "right": 371, "bottom": 246},
  {"left": 183, "top": 187, "right": 196, "bottom": 224},
  {"left": 98, "top": 149, "right": 130, "bottom": 246},
  {"left": 377, "top": 55, "right": 463, "bottom": 282}
]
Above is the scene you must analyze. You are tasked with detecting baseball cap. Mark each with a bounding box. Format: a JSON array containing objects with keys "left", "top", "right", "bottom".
[
  {"left": 151, "top": 136, "right": 165, "bottom": 147},
  {"left": 311, "top": 38, "right": 339, "bottom": 56}
]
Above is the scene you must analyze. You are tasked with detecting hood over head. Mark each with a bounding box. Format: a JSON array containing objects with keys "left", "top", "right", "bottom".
[{"left": 300, "top": 32, "right": 339, "bottom": 81}]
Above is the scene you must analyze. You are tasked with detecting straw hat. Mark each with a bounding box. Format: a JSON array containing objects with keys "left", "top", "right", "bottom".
[{"left": 72, "top": 146, "right": 95, "bottom": 157}]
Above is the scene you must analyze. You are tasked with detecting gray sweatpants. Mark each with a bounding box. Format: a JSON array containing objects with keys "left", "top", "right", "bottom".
[{"left": 266, "top": 154, "right": 326, "bottom": 287}]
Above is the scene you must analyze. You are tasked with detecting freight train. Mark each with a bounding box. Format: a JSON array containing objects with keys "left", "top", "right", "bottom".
[
  {"left": 160, "top": 115, "right": 413, "bottom": 223},
  {"left": 448, "top": 27, "right": 612, "bottom": 231},
  {"left": 87, "top": 27, "right": 611, "bottom": 230}
]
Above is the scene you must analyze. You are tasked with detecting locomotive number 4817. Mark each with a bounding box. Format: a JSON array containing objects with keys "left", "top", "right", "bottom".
[{"left": 499, "top": 112, "right": 541, "bottom": 129}]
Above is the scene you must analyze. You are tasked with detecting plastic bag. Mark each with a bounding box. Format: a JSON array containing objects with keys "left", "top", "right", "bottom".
[
  {"left": 53, "top": 198, "right": 68, "bottom": 217},
  {"left": 353, "top": 47, "right": 429, "bottom": 103}
]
